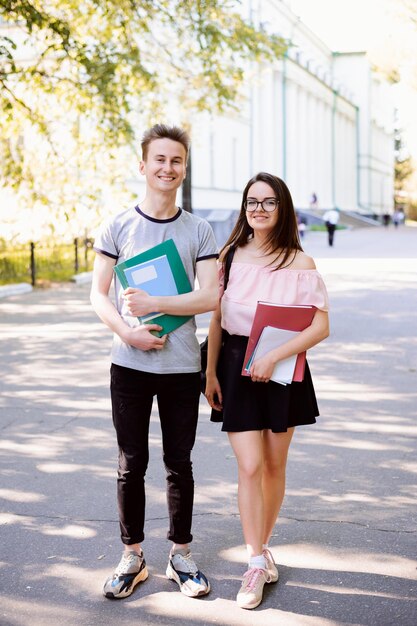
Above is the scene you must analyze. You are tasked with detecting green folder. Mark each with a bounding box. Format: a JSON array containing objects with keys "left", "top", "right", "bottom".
[{"left": 114, "top": 239, "right": 192, "bottom": 337}]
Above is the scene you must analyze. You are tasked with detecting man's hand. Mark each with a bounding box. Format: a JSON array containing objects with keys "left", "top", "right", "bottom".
[
  {"left": 123, "top": 324, "right": 167, "bottom": 351},
  {"left": 123, "top": 287, "right": 157, "bottom": 317}
]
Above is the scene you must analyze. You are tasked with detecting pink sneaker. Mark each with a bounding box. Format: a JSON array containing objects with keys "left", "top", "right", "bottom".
[
  {"left": 263, "top": 548, "right": 279, "bottom": 583},
  {"left": 236, "top": 567, "right": 271, "bottom": 609}
]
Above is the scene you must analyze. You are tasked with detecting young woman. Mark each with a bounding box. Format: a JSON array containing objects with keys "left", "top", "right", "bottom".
[{"left": 205, "top": 172, "right": 329, "bottom": 610}]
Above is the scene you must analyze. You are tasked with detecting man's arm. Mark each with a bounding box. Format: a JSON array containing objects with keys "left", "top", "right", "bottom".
[
  {"left": 90, "top": 252, "right": 167, "bottom": 351},
  {"left": 123, "top": 257, "right": 218, "bottom": 318}
]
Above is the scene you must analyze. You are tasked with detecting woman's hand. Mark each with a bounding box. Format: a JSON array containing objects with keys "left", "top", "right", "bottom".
[
  {"left": 250, "top": 353, "right": 276, "bottom": 383},
  {"left": 205, "top": 374, "right": 223, "bottom": 411}
]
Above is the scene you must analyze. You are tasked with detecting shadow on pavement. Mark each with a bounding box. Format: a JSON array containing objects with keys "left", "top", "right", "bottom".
[{"left": 1, "top": 228, "right": 416, "bottom": 625}]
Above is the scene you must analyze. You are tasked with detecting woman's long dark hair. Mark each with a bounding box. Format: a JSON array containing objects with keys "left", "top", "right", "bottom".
[{"left": 220, "top": 172, "right": 303, "bottom": 270}]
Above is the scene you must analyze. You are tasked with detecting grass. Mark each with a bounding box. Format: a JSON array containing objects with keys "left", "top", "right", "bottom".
[
  {"left": 0, "top": 241, "right": 94, "bottom": 286},
  {"left": 309, "top": 224, "right": 347, "bottom": 231}
]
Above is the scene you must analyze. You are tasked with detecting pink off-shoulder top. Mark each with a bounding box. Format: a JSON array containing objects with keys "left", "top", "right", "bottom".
[{"left": 220, "top": 262, "right": 329, "bottom": 337}]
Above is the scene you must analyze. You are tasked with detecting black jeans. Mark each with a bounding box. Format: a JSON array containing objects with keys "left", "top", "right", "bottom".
[{"left": 110, "top": 363, "right": 201, "bottom": 545}]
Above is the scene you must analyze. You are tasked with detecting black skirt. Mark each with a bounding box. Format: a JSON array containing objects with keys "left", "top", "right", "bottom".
[{"left": 211, "top": 334, "right": 319, "bottom": 433}]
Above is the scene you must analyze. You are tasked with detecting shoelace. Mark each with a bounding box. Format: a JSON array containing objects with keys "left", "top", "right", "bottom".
[
  {"left": 116, "top": 552, "right": 139, "bottom": 575},
  {"left": 173, "top": 552, "right": 198, "bottom": 574},
  {"left": 262, "top": 548, "right": 275, "bottom": 565},
  {"left": 242, "top": 567, "right": 268, "bottom": 591}
]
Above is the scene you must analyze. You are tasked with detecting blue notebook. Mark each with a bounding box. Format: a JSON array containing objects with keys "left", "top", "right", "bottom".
[
  {"left": 114, "top": 239, "right": 192, "bottom": 336},
  {"left": 123, "top": 254, "right": 178, "bottom": 322}
]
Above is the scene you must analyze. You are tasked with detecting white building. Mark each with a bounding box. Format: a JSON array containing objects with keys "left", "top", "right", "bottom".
[
  {"left": 184, "top": 0, "right": 394, "bottom": 236},
  {"left": 1, "top": 0, "right": 395, "bottom": 244}
]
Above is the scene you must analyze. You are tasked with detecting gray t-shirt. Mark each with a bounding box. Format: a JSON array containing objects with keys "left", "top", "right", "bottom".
[{"left": 94, "top": 205, "right": 218, "bottom": 373}]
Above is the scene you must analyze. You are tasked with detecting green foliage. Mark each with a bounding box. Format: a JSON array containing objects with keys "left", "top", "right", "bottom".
[
  {"left": 395, "top": 155, "right": 413, "bottom": 187},
  {"left": 394, "top": 154, "right": 414, "bottom": 212},
  {"left": 0, "top": 242, "right": 31, "bottom": 284},
  {"left": 309, "top": 224, "right": 346, "bottom": 231},
  {"left": 407, "top": 200, "right": 417, "bottom": 221},
  {"left": 0, "top": 0, "right": 287, "bottom": 238},
  {"left": 0, "top": 238, "right": 94, "bottom": 285}
]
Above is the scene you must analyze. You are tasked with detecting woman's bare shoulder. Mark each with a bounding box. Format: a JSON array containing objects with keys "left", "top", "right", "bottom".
[{"left": 290, "top": 250, "right": 317, "bottom": 270}]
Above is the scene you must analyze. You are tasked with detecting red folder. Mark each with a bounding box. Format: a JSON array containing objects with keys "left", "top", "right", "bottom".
[{"left": 242, "top": 302, "right": 316, "bottom": 382}]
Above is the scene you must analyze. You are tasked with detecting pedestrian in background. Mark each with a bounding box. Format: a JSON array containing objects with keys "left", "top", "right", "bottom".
[
  {"left": 297, "top": 213, "right": 306, "bottom": 239},
  {"left": 309, "top": 191, "right": 318, "bottom": 209},
  {"left": 392, "top": 209, "right": 404, "bottom": 228},
  {"left": 90, "top": 124, "right": 218, "bottom": 600},
  {"left": 382, "top": 213, "right": 391, "bottom": 227},
  {"left": 322, "top": 208, "right": 339, "bottom": 246},
  {"left": 205, "top": 172, "right": 329, "bottom": 610}
]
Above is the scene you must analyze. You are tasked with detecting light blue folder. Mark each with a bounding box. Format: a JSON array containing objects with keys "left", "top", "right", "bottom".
[
  {"left": 113, "top": 239, "right": 192, "bottom": 336},
  {"left": 123, "top": 255, "right": 178, "bottom": 321}
]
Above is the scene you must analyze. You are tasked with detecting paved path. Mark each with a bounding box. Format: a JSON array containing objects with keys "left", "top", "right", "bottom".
[{"left": 1, "top": 226, "right": 416, "bottom": 626}]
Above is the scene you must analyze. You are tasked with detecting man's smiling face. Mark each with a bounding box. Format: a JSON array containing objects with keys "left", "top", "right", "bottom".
[{"left": 139, "top": 138, "right": 187, "bottom": 192}]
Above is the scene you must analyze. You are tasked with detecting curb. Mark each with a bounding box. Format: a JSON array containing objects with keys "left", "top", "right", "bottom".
[
  {"left": 0, "top": 273, "right": 92, "bottom": 299},
  {"left": 0, "top": 283, "right": 33, "bottom": 299},
  {"left": 71, "top": 271, "right": 93, "bottom": 284}
]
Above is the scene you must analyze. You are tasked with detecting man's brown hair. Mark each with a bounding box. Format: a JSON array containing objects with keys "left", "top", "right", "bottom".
[{"left": 141, "top": 124, "right": 190, "bottom": 162}]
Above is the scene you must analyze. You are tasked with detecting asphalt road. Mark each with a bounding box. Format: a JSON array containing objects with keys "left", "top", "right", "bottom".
[{"left": 0, "top": 225, "right": 416, "bottom": 626}]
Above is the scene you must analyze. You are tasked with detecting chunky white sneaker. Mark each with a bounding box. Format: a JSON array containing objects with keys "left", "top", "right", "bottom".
[
  {"left": 103, "top": 550, "right": 148, "bottom": 599},
  {"left": 263, "top": 548, "right": 279, "bottom": 583},
  {"left": 236, "top": 567, "right": 271, "bottom": 609},
  {"left": 166, "top": 549, "right": 210, "bottom": 597}
]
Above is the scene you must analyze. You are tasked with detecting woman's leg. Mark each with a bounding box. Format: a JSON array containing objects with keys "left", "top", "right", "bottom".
[
  {"left": 228, "top": 430, "right": 265, "bottom": 558},
  {"left": 261, "top": 428, "right": 294, "bottom": 545}
]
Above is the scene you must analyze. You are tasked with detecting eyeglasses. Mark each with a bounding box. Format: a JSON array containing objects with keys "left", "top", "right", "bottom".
[{"left": 244, "top": 198, "right": 278, "bottom": 212}]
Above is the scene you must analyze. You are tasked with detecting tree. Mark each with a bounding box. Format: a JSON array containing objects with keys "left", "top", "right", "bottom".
[
  {"left": 394, "top": 115, "right": 415, "bottom": 217},
  {"left": 0, "top": 1, "right": 286, "bottom": 238}
]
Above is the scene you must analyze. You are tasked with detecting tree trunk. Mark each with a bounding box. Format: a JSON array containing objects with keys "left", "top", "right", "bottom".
[{"left": 182, "top": 150, "right": 192, "bottom": 213}]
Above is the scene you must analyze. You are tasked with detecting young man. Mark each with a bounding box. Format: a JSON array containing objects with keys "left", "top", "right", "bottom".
[{"left": 90, "top": 124, "right": 218, "bottom": 599}]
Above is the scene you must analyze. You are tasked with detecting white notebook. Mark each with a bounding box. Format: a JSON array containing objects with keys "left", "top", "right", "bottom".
[{"left": 245, "top": 326, "right": 299, "bottom": 385}]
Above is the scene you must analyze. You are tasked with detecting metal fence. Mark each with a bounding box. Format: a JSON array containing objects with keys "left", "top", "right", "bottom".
[{"left": 0, "top": 237, "right": 94, "bottom": 286}]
